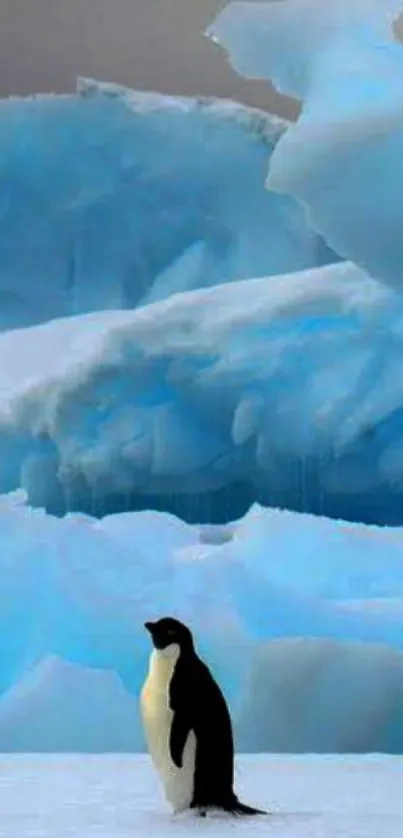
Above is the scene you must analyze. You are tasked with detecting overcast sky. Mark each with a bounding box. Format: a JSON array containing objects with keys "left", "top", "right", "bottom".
[{"left": 0, "top": 0, "right": 298, "bottom": 118}]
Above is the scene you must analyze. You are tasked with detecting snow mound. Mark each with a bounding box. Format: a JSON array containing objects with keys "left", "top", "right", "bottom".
[
  {"left": 0, "top": 656, "right": 140, "bottom": 752},
  {"left": 0, "top": 78, "right": 335, "bottom": 331},
  {"left": 1, "top": 262, "right": 403, "bottom": 525},
  {"left": 211, "top": 0, "right": 403, "bottom": 289}
]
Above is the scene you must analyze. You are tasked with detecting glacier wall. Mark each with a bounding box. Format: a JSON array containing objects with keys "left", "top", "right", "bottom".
[
  {"left": 0, "top": 78, "right": 336, "bottom": 332},
  {"left": 1, "top": 263, "right": 403, "bottom": 526}
]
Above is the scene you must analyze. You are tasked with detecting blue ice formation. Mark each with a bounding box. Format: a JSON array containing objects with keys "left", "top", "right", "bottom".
[
  {"left": 210, "top": 0, "right": 403, "bottom": 290},
  {"left": 1, "top": 262, "right": 403, "bottom": 526},
  {"left": 238, "top": 638, "right": 403, "bottom": 753},
  {"left": 0, "top": 78, "right": 336, "bottom": 331},
  {"left": 0, "top": 492, "right": 403, "bottom": 752}
]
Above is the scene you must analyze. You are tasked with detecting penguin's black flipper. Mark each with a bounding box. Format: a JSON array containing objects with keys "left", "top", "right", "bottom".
[{"left": 169, "top": 710, "right": 192, "bottom": 769}]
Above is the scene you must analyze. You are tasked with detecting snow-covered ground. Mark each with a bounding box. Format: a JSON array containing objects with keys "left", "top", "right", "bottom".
[{"left": 0, "top": 755, "right": 401, "bottom": 837}]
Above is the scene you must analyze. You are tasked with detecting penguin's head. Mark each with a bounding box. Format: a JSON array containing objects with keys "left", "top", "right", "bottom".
[{"left": 144, "top": 617, "right": 194, "bottom": 655}]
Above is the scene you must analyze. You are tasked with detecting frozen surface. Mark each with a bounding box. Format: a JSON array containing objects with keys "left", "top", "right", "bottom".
[
  {"left": 0, "top": 754, "right": 402, "bottom": 838},
  {"left": 0, "top": 78, "right": 335, "bottom": 331},
  {"left": 211, "top": 0, "right": 403, "bottom": 289},
  {"left": 1, "top": 262, "right": 403, "bottom": 525},
  {"left": 1, "top": 492, "right": 403, "bottom": 751}
]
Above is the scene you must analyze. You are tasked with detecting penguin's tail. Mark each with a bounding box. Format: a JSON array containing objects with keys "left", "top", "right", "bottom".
[{"left": 229, "top": 797, "right": 267, "bottom": 816}]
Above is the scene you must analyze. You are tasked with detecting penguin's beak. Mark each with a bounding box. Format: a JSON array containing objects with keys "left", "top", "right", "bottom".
[{"left": 144, "top": 621, "right": 155, "bottom": 633}]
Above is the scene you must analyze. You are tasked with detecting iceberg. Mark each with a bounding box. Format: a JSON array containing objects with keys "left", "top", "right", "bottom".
[
  {"left": 2, "top": 0, "right": 403, "bottom": 757},
  {"left": 210, "top": 0, "right": 403, "bottom": 289},
  {"left": 1, "top": 261, "right": 403, "bottom": 526},
  {"left": 0, "top": 78, "right": 335, "bottom": 332}
]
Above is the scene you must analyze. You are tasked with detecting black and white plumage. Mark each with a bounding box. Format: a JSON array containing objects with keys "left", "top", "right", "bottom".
[{"left": 140, "top": 616, "right": 266, "bottom": 816}]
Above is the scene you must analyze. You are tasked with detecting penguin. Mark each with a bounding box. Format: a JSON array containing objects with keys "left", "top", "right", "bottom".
[{"left": 140, "top": 616, "right": 266, "bottom": 817}]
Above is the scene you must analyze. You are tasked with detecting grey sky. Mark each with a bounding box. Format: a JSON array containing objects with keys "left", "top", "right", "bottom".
[{"left": 0, "top": 0, "right": 298, "bottom": 118}]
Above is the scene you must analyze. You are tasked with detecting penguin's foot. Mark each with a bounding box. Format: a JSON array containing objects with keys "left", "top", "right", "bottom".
[{"left": 193, "top": 806, "right": 237, "bottom": 819}]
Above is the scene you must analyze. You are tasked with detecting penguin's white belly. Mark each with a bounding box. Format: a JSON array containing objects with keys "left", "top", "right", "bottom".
[{"left": 141, "top": 647, "right": 196, "bottom": 813}]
